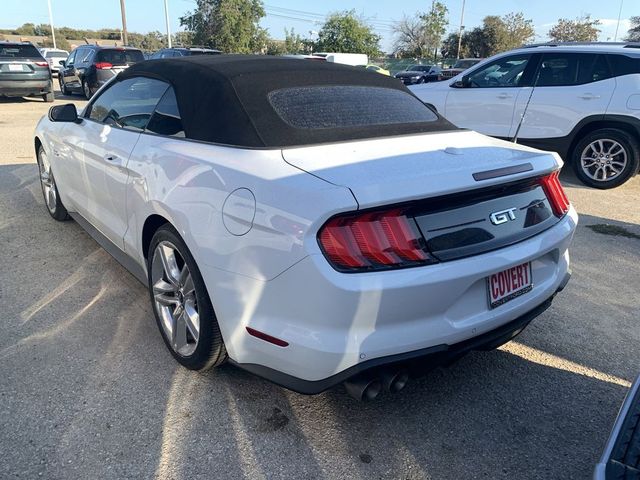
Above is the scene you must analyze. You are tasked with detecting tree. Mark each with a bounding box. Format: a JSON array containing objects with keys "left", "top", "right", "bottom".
[
  {"left": 173, "top": 31, "right": 194, "bottom": 47},
  {"left": 284, "top": 28, "right": 304, "bottom": 54},
  {"left": 315, "top": 10, "right": 381, "bottom": 57},
  {"left": 180, "top": 0, "right": 266, "bottom": 53},
  {"left": 625, "top": 16, "right": 640, "bottom": 42},
  {"left": 393, "top": 2, "right": 448, "bottom": 60},
  {"left": 548, "top": 15, "right": 600, "bottom": 42}
]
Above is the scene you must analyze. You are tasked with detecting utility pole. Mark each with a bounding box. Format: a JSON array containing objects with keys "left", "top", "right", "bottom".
[
  {"left": 47, "top": 0, "right": 57, "bottom": 49},
  {"left": 164, "top": 0, "right": 172, "bottom": 48},
  {"left": 119, "top": 0, "right": 128, "bottom": 46},
  {"left": 457, "top": 0, "right": 465, "bottom": 59},
  {"left": 614, "top": 0, "right": 624, "bottom": 41}
]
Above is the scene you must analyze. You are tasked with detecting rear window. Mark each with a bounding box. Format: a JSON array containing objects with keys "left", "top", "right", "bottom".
[
  {"left": 268, "top": 86, "right": 438, "bottom": 129},
  {"left": 96, "top": 49, "right": 144, "bottom": 65},
  {"left": 0, "top": 44, "right": 42, "bottom": 59},
  {"left": 608, "top": 54, "right": 640, "bottom": 76}
]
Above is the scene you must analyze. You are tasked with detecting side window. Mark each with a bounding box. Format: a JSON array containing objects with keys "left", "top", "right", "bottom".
[
  {"left": 608, "top": 54, "right": 640, "bottom": 77},
  {"left": 150, "top": 50, "right": 163, "bottom": 59},
  {"left": 86, "top": 77, "right": 169, "bottom": 131},
  {"left": 537, "top": 53, "right": 611, "bottom": 87},
  {"left": 467, "top": 54, "right": 530, "bottom": 88},
  {"left": 66, "top": 50, "right": 77, "bottom": 67},
  {"left": 80, "top": 49, "right": 94, "bottom": 63},
  {"left": 146, "top": 87, "right": 185, "bottom": 137}
]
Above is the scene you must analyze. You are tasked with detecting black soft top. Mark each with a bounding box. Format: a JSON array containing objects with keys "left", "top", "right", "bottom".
[{"left": 119, "top": 55, "right": 455, "bottom": 148}]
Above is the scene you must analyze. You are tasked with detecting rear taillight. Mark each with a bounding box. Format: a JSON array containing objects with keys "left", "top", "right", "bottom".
[
  {"left": 540, "top": 171, "right": 570, "bottom": 217},
  {"left": 318, "top": 209, "right": 435, "bottom": 272},
  {"left": 34, "top": 61, "right": 49, "bottom": 67},
  {"left": 95, "top": 62, "right": 113, "bottom": 69}
]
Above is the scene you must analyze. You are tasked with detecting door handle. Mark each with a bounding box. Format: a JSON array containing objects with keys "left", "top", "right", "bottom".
[
  {"left": 497, "top": 93, "right": 513, "bottom": 99},
  {"left": 579, "top": 93, "right": 601, "bottom": 100},
  {"left": 103, "top": 154, "right": 120, "bottom": 163}
]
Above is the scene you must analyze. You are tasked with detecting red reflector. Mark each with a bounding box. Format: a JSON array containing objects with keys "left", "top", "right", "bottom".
[
  {"left": 95, "top": 62, "right": 113, "bottom": 69},
  {"left": 246, "top": 327, "right": 289, "bottom": 347},
  {"left": 318, "top": 209, "right": 434, "bottom": 272},
  {"left": 34, "top": 61, "right": 49, "bottom": 67},
  {"left": 540, "top": 171, "right": 570, "bottom": 217}
]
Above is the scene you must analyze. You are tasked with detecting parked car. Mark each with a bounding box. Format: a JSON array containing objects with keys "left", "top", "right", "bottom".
[
  {"left": 150, "top": 47, "right": 222, "bottom": 59},
  {"left": 39, "top": 48, "right": 69, "bottom": 76},
  {"left": 356, "top": 64, "right": 391, "bottom": 76},
  {"left": 411, "top": 42, "right": 640, "bottom": 189},
  {"left": 441, "top": 57, "right": 484, "bottom": 79},
  {"left": 0, "top": 41, "right": 53, "bottom": 102},
  {"left": 594, "top": 374, "right": 640, "bottom": 479},
  {"left": 394, "top": 65, "right": 443, "bottom": 85},
  {"left": 59, "top": 45, "right": 144, "bottom": 99},
  {"left": 34, "top": 56, "right": 576, "bottom": 400}
]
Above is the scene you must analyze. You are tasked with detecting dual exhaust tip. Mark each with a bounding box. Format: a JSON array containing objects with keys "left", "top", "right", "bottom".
[{"left": 344, "top": 369, "right": 409, "bottom": 401}]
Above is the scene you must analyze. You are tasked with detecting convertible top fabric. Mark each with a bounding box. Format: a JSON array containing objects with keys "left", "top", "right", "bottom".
[{"left": 119, "top": 55, "right": 456, "bottom": 148}]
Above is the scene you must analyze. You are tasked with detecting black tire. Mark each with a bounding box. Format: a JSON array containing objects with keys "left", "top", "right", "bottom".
[
  {"left": 148, "top": 225, "right": 227, "bottom": 371},
  {"left": 82, "top": 79, "right": 92, "bottom": 100},
  {"left": 36, "top": 145, "right": 69, "bottom": 221},
  {"left": 43, "top": 91, "right": 54, "bottom": 103},
  {"left": 571, "top": 128, "right": 639, "bottom": 189},
  {"left": 59, "top": 77, "right": 69, "bottom": 96}
]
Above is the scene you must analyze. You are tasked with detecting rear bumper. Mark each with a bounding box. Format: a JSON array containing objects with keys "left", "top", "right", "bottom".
[
  {"left": 230, "top": 290, "right": 565, "bottom": 394},
  {"left": 203, "top": 206, "right": 577, "bottom": 390},
  {"left": 0, "top": 79, "right": 51, "bottom": 97}
]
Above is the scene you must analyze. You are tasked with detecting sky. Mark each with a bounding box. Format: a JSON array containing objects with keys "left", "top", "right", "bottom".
[{"left": 2, "top": 0, "right": 634, "bottom": 52}]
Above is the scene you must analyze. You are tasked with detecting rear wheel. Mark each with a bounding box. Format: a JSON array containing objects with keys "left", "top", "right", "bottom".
[
  {"left": 571, "top": 128, "right": 639, "bottom": 189},
  {"left": 148, "top": 225, "right": 227, "bottom": 371},
  {"left": 36, "top": 145, "right": 69, "bottom": 221}
]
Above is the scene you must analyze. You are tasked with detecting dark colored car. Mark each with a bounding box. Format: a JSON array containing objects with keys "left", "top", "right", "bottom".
[
  {"left": 394, "top": 65, "right": 442, "bottom": 85},
  {"left": 59, "top": 45, "right": 144, "bottom": 99},
  {"left": 150, "top": 47, "right": 222, "bottom": 59},
  {"left": 441, "top": 58, "right": 484, "bottom": 79},
  {"left": 594, "top": 374, "right": 640, "bottom": 478},
  {"left": 0, "top": 41, "right": 53, "bottom": 102}
]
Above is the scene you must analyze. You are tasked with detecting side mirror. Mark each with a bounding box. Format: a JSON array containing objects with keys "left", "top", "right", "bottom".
[
  {"left": 60, "top": 60, "right": 66, "bottom": 67},
  {"left": 49, "top": 104, "right": 78, "bottom": 122},
  {"left": 452, "top": 75, "right": 471, "bottom": 88}
]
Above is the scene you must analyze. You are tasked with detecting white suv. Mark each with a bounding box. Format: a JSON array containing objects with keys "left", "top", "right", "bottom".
[{"left": 411, "top": 42, "right": 640, "bottom": 189}]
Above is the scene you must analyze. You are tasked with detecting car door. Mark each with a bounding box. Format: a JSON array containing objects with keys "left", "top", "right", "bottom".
[
  {"left": 62, "top": 76, "right": 170, "bottom": 249},
  {"left": 60, "top": 49, "right": 77, "bottom": 89},
  {"left": 512, "top": 53, "right": 616, "bottom": 140},
  {"left": 444, "top": 53, "right": 533, "bottom": 137}
]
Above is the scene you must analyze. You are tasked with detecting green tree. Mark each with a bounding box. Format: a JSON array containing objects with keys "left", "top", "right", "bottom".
[
  {"left": 180, "top": 0, "right": 266, "bottom": 53},
  {"left": 548, "top": 15, "right": 600, "bottom": 42},
  {"left": 441, "top": 32, "right": 465, "bottom": 59},
  {"left": 393, "top": 2, "right": 448, "bottom": 60},
  {"left": 625, "top": 16, "right": 640, "bottom": 42},
  {"left": 315, "top": 10, "right": 381, "bottom": 57},
  {"left": 499, "top": 12, "right": 535, "bottom": 51},
  {"left": 284, "top": 28, "right": 304, "bottom": 54},
  {"left": 173, "top": 31, "right": 194, "bottom": 47}
]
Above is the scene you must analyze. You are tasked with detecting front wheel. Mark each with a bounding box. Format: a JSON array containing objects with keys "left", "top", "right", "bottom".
[
  {"left": 59, "top": 77, "right": 69, "bottom": 96},
  {"left": 571, "top": 129, "right": 639, "bottom": 189},
  {"left": 148, "top": 225, "right": 227, "bottom": 371},
  {"left": 36, "top": 145, "right": 69, "bottom": 221},
  {"left": 82, "top": 79, "right": 93, "bottom": 100}
]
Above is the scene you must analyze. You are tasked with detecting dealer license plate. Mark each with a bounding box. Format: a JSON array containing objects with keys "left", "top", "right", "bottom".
[{"left": 487, "top": 262, "right": 533, "bottom": 309}]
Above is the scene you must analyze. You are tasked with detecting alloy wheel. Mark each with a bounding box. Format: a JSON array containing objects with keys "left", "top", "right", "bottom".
[
  {"left": 151, "top": 241, "right": 200, "bottom": 357},
  {"left": 38, "top": 148, "right": 57, "bottom": 214},
  {"left": 580, "top": 139, "right": 628, "bottom": 182}
]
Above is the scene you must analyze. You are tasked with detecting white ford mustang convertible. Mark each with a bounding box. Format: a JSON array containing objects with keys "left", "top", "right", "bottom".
[{"left": 34, "top": 56, "right": 577, "bottom": 400}]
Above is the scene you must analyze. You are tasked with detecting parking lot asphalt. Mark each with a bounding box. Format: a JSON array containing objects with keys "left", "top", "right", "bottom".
[{"left": 1, "top": 85, "right": 639, "bottom": 480}]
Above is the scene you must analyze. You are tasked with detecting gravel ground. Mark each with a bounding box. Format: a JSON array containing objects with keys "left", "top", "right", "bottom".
[{"left": 0, "top": 84, "right": 639, "bottom": 479}]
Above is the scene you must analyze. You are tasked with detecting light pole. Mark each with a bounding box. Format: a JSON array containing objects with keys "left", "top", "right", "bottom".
[
  {"left": 614, "top": 0, "right": 624, "bottom": 41},
  {"left": 47, "top": 0, "right": 56, "bottom": 49},
  {"left": 119, "top": 0, "right": 128, "bottom": 46},
  {"left": 457, "top": 0, "right": 466, "bottom": 59},
  {"left": 164, "top": 0, "right": 172, "bottom": 48}
]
